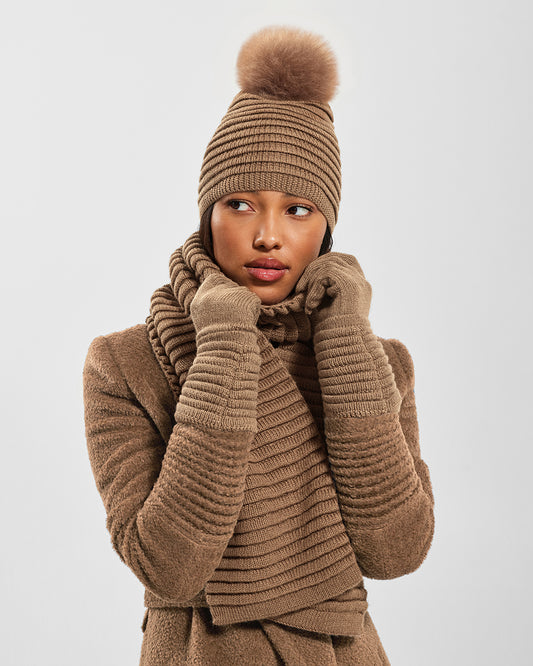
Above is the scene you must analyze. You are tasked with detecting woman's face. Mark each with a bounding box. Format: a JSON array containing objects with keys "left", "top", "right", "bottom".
[{"left": 210, "top": 190, "right": 328, "bottom": 305}]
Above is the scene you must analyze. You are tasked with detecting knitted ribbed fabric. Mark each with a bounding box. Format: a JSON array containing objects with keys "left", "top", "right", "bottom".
[
  {"left": 136, "top": 230, "right": 434, "bottom": 634},
  {"left": 144, "top": 230, "right": 366, "bottom": 634},
  {"left": 83, "top": 229, "right": 434, "bottom": 641},
  {"left": 197, "top": 91, "right": 341, "bottom": 235}
]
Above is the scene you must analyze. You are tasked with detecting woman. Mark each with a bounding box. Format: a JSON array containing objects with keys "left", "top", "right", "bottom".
[{"left": 82, "top": 26, "right": 435, "bottom": 665}]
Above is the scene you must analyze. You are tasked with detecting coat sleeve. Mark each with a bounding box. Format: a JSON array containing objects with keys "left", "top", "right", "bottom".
[
  {"left": 324, "top": 337, "right": 435, "bottom": 580},
  {"left": 82, "top": 327, "right": 260, "bottom": 603}
]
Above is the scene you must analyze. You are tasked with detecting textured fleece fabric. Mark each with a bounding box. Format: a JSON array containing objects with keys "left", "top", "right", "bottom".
[{"left": 82, "top": 230, "right": 434, "bottom": 664}]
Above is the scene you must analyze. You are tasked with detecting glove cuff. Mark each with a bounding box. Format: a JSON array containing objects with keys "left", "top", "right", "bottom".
[
  {"left": 175, "top": 325, "right": 261, "bottom": 432},
  {"left": 313, "top": 313, "right": 402, "bottom": 417}
]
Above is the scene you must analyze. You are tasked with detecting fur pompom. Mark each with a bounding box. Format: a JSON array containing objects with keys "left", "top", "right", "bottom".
[{"left": 236, "top": 26, "right": 338, "bottom": 103}]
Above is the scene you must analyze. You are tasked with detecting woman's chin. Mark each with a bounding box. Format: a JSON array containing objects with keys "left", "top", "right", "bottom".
[{"left": 256, "top": 286, "right": 296, "bottom": 306}]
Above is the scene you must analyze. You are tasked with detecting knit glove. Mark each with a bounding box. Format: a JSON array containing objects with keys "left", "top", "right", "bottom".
[
  {"left": 297, "top": 252, "right": 401, "bottom": 418},
  {"left": 175, "top": 271, "right": 263, "bottom": 433},
  {"left": 190, "top": 271, "right": 262, "bottom": 332},
  {"left": 297, "top": 251, "right": 372, "bottom": 324}
]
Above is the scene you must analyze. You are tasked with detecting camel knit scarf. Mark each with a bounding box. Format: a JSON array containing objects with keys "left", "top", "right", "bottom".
[{"left": 145, "top": 230, "right": 369, "bottom": 636}]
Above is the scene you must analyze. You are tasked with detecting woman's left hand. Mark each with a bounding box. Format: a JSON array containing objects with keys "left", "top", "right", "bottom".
[{"left": 294, "top": 251, "right": 373, "bottom": 327}]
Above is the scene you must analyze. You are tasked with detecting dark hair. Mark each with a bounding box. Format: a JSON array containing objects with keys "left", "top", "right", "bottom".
[{"left": 197, "top": 203, "right": 333, "bottom": 263}]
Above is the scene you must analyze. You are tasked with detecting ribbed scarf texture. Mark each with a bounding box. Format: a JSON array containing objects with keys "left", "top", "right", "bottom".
[{"left": 144, "top": 230, "right": 369, "bottom": 636}]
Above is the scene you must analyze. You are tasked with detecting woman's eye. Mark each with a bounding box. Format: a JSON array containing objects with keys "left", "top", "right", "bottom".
[
  {"left": 228, "top": 200, "right": 249, "bottom": 211},
  {"left": 288, "top": 205, "right": 311, "bottom": 216}
]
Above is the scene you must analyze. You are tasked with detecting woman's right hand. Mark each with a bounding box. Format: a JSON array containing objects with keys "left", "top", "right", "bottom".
[{"left": 190, "top": 271, "right": 262, "bottom": 332}]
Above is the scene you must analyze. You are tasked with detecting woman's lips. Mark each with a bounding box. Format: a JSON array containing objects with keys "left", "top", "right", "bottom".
[{"left": 245, "top": 266, "right": 288, "bottom": 282}]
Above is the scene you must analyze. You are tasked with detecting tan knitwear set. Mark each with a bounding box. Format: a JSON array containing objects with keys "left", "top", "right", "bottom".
[{"left": 83, "top": 26, "right": 435, "bottom": 665}]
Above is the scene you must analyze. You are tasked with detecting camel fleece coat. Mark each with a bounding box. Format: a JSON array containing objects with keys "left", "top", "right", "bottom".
[{"left": 82, "top": 231, "right": 435, "bottom": 665}]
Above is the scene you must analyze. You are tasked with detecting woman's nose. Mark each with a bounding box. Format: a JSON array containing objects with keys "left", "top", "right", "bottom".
[{"left": 253, "top": 209, "right": 283, "bottom": 248}]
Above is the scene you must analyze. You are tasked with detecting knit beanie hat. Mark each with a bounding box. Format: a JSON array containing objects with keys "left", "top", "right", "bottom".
[{"left": 197, "top": 26, "right": 342, "bottom": 236}]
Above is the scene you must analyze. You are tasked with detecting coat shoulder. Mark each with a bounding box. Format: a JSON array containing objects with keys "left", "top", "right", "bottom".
[
  {"left": 377, "top": 336, "right": 415, "bottom": 395},
  {"left": 102, "top": 323, "right": 152, "bottom": 364},
  {"left": 85, "top": 323, "right": 154, "bottom": 381},
  {"left": 84, "top": 324, "right": 175, "bottom": 435}
]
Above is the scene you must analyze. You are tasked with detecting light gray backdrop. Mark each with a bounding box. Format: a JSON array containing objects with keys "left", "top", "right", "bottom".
[{"left": 1, "top": 1, "right": 531, "bottom": 664}]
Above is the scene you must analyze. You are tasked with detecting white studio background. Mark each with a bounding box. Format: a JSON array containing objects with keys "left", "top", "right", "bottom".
[{"left": 1, "top": 1, "right": 531, "bottom": 664}]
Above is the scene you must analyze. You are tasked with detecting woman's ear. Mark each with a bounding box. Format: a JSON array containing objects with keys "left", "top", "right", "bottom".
[{"left": 318, "top": 226, "right": 332, "bottom": 256}]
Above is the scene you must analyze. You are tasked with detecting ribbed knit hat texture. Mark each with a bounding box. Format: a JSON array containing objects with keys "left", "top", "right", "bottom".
[{"left": 197, "top": 26, "right": 342, "bottom": 235}]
